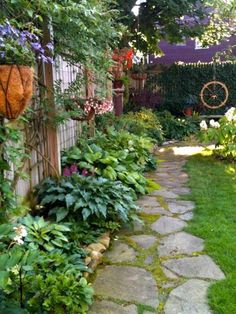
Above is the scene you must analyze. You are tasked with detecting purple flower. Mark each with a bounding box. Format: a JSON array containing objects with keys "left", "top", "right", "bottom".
[
  {"left": 0, "top": 20, "right": 54, "bottom": 64},
  {"left": 63, "top": 167, "right": 71, "bottom": 177},
  {"left": 31, "top": 42, "right": 44, "bottom": 52},
  {"left": 81, "top": 169, "right": 89, "bottom": 176},
  {"left": 46, "top": 43, "right": 54, "bottom": 51},
  {"left": 70, "top": 164, "right": 78, "bottom": 173}
]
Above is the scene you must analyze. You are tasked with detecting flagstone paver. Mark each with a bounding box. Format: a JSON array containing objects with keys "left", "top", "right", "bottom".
[
  {"left": 164, "top": 280, "right": 212, "bottom": 314},
  {"left": 167, "top": 200, "right": 195, "bottom": 214},
  {"left": 130, "top": 235, "right": 157, "bottom": 249},
  {"left": 136, "top": 196, "right": 161, "bottom": 207},
  {"left": 163, "top": 255, "right": 225, "bottom": 280},
  {"left": 105, "top": 241, "right": 137, "bottom": 263},
  {"left": 93, "top": 266, "right": 159, "bottom": 307},
  {"left": 158, "top": 232, "right": 204, "bottom": 257},
  {"left": 179, "top": 211, "right": 194, "bottom": 221},
  {"left": 162, "top": 266, "right": 179, "bottom": 279},
  {"left": 89, "top": 301, "right": 137, "bottom": 314},
  {"left": 140, "top": 206, "right": 172, "bottom": 216},
  {"left": 144, "top": 255, "right": 154, "bottom": 265},
  {"left": 90, "top": 144, "right": 225, "bottom": 314},
  {"left": 151, "top": 188, "right": 179, "bottom": 199},
  {"left": 151, "top": 216, "right": 187, "bottom": 235}
]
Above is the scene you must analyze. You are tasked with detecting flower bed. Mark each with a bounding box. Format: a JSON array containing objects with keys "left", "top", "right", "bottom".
[{"left": 199, "top": 107, "right": 236, "bottom": 160}]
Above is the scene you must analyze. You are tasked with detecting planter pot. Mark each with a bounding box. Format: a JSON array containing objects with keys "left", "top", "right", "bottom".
[
  {"left": 131, "top": 73, "right": 147, "bottom": 80},
  {"left": 183, "top": 107, "right": 193, "bottom": 116},
  {"left": 0, "top": 65, "right": 34, "bottom": 120}
]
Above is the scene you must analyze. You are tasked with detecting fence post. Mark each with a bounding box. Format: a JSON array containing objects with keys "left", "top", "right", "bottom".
[{"left": 41, "top": 20, "right": 60, "bottom": 177}]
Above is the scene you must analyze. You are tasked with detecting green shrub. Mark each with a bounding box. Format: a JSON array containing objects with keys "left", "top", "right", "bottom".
[
  {"left": 116, "top": 109, "right": 164, "bottom": 144},
  {"left": 156, "top": 110, "right": 199, "bottom": 140},
  {"left": 199, "top": 107, "right": 236, "bottom": 160}
]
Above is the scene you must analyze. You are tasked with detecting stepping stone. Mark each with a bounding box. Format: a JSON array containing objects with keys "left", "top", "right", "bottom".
[
  {"left": 179, "top": 212, "right": 194, "bottom": 221},
  {"left": 88, "top": 300, "right": 137, "bottom": 314},
  {"left": 93, "top": 266, "right": 159, "bottom": 307},
  {"left": 151, "top": 216, "right": 187, "bottom": 235},
  {"left": 144, "top": 255, "right": 154, "bottom": 265},
  {"left": 164, "top": 279, "right": 212, "bottom": 314},
  {"left": 151, "top": 188, "right": 179, "bottom": 199},
  {"left": 130, "top": 235, "right": 157, "bottom": 249},
  {"left": 121, "top": 220, "right": 145, "bottom": 234},
  {"left": 163, "top": 255, "right": 225, "bottom": 280},
  {"left": 168, "top": 200, "right": 195, "bottom": 214},
  {"left": 105, "top": 241, "right": 137, "bottom": 263},
  {"left": 162, "top": 266, "right": 179, "bottom": 279},
  {"left": 141, "top": 207, "right": 172, "bottom": 216},
  {"left": 137, "top": 196, "right": 160, "bottom": 208},
  {"left": 158, "top": 232, "right": 204, "bottom": 257},
  {"left": 171, "top": 187, "right": 191, "bottom": 195}
]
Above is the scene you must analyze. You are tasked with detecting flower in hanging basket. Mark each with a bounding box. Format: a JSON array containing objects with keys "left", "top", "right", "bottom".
[
  {"left": 111, "top": 47, "right": 134, "bottom": 80},
  {"left": 0, "top": 20, "right": 53, "bottom": 120},
  {"left": 84, "top": 98, "right": 113, "bottom": 116}
]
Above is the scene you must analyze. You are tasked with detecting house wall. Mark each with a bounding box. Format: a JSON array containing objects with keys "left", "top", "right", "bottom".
[{"left": 149, "top": 37, "right": 236, "bottom": 64}]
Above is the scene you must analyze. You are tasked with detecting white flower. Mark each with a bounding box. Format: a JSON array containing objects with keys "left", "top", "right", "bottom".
[
  {"left": 209, "top": 119, "right": 220, "bottom": 128},
  {"left": 200, "top": 120, "right": 208, "bottom": 130},
  {"left": 13, "top": 236, "right": 24, "bottom": 245},
  {"left": 13, "top": 225, "right": 27, "bottom": 237},
  {"left": 225, "top": 107, "right": 236, "bottom": 122},
  {"left": 13, "top": 225, "right": 27, "bottom": 245}
]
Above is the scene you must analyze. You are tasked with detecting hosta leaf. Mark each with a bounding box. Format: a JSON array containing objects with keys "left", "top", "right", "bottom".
[
  {"left": 0, "top": 271, "right": 9, "bottom": 289},
  {"left": 65, "top": 194, "right": 75, "bottom": 208},
  {"left": 55, "top": 208, "right": 69, "bottom": 222}
]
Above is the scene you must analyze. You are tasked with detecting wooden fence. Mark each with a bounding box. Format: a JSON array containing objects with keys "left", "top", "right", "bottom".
[{"left": 15, "top": 57, "right": 86, "bottom": 198}]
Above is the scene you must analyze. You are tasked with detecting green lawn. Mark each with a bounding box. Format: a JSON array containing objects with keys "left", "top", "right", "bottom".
[{"left": 185, "top": 152, "right": 236, "bottom": 314}]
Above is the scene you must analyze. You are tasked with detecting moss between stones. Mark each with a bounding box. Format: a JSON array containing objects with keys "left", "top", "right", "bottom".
[
  {"left": 155, "top": 195, "right": 169, "bottom": 210},
  {"left": 139, "top": 212, "right": 161, "bottom": 224}
]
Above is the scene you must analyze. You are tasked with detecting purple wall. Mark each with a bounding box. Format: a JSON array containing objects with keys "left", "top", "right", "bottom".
[{"left": 149, "top": 37, "right": 236, "bottom": 64}]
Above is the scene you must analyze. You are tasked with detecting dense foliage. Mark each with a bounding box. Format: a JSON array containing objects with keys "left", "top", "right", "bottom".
[
  {"left": 0, "top": 217, "right": 93, "bottom": 313},
  {"left": 115, "top": 109, "right": 164, "bottom": 144},
  {"left": 1, "top": 0, "right": 120, "bottom": 75},
  {"left": 156, "top": 111, "right": 199, "bottom": 140},
  {"left": 114, "top": 0, "right": 215, "bottom": 54},
  {"left": 199, "top": 107, "right": 236, "bottom": 160},
  {"left": 156, "top": 62, "right": 236, "bottom": 115}
]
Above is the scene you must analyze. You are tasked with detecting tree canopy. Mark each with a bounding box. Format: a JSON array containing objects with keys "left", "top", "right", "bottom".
[{"left": 114, "top": 0, "right": 236, "bottom": 55}]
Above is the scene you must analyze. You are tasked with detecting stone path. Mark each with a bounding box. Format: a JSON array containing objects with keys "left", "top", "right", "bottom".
[{"left": 89, "top": 144, "right": 225, "bottom": 314}]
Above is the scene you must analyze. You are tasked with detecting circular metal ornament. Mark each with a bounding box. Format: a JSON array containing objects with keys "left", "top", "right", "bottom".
[{"left": 200, "top": 80, "right": 229, "bottom": 109}]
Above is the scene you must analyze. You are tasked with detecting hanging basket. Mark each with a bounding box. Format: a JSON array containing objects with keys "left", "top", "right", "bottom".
[
  {"left": 71, "top": 108, "right": 95, "bottom": 122},
  {"left": 0, "top": 65, "right": 34, "bottom": 120}
]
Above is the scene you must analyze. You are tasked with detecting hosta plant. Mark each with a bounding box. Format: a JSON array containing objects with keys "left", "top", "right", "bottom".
[{"left": 36, "top": 174, "right": 139, "bottom": 223}]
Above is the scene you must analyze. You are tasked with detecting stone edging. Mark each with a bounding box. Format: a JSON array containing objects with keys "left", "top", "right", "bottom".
[{"left": 84, "top": 232, "right": 111, "bottom": 278}]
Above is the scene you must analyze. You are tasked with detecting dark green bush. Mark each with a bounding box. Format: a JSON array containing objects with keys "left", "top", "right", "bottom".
[
  {"left": 156, "top": 111, "right": 199, "bottom": 140},
  {"left": 155, "top": 62, "right": 236, "bottom": 115}
]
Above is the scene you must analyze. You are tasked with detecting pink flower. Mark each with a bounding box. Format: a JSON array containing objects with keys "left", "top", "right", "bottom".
[
  {"left": 70, "top": 164, "right": 78, "bottom": 173},
  {"left": 81, "top": 169, "right": 89, "bottom": 176},
  {"left": 63, "top": 167, "right": 71, "bottom": 177}
]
